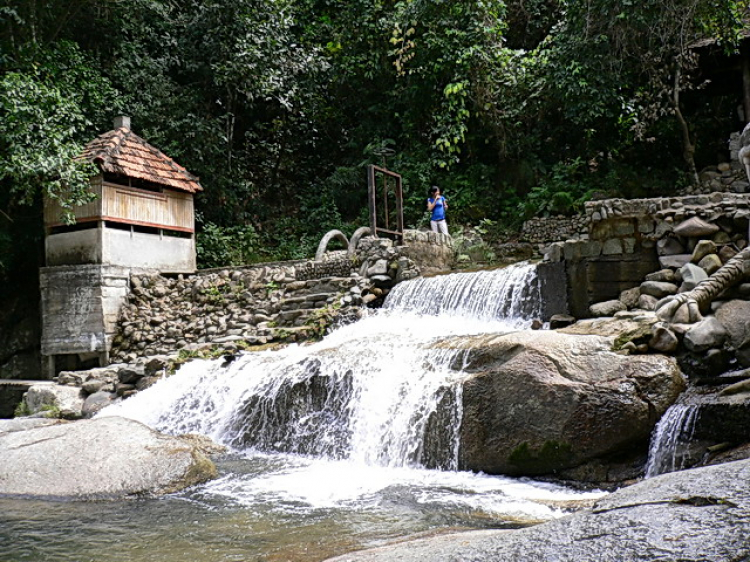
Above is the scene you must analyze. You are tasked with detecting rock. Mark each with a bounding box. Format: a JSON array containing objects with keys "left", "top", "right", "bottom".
[
  {"left": 0, "top": 416, "right": 218, "bottom": 499},
  {"left": 619, "top": 287, "right": 641, "bottom": 309},
  {"left": 697, "top": 254, "right": 722, "bottom": 275},
  {"left": 638, "top": 294, "right": 658, "bottom": 311},
  {"left": 453, "top": 330, "right": 683, "bottom": 477},
  {"left": 81, "top": 379, "right": 105, "bottom": 394},
  {"left": 649, "top": 324, "right": 679, "bottom": 353},
  {"left": 718, "top": 245, "right": 738, "bottom": 263},
  {"left": 118, "top": 367, "right": 144, "bottom": 384},
  {"left": 640, "top": 281, "right": 679, "bottom": 299},
  {"left": 659, "top": 254, "right": 692, "bottom": 269},
  {"left": 23, "top": 384, "right": 85, "bottom": 419},
  {"left": 656, "top": 236, "right": 685, "bottom": 256},
  {"left": 550, "top": 314, "right": 576, "bottom": 329},
  {"left": 0, "top": 418, "right": 66, "bottom": 434},
  {"left": 644, "top": 269, "right": 676, "bottom": 283},
  {"left": 673, "top": 216, "right": 720, "bottom": 237},
  {"left": 714, "top": 300, "right": 750, "bottom": 350},
  {"left": 81, "top": 390, "right": 116, "bottom": 418},
  {"left": 684, "top": 317, "right": 728, "bottom": 353},
  {"left": 588, "top": 300, "right": 626, "bottom": 317},
  {"left": 323, "top": 459, "right": 750, "bottom": 562},
  {"left": 143, "top": 355, "right": 171, "bottom": 376},
  {"left": 366, "top": 259, "right": 388, "bottom": 276},
  {"left": 679, "top": 263, "right": 708, "bottom": 292},
  {"left": 712, "top": 230, "right": 731, "bottom": 245},
  {"left": 691, "top": 240, "right": 717, "bottom": 263}
]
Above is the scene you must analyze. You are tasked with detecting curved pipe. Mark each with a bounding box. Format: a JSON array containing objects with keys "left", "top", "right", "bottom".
[
  {"left": 347, "top": 227, "right": 372, "bottom": 256},
  {"left": 315, "top": 229, "right": 349, "bottom": 262}
]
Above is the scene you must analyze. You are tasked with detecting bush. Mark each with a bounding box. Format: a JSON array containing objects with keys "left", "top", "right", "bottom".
[{"left": 196, "top": 222, "right": 260, "bottom": 269}]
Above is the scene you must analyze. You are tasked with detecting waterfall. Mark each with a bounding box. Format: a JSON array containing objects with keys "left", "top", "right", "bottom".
[
  {"left": 644, "top": 404, "right": 701, "bottom": 478},
  {"left": 99, "top": 262, "right": 542, "bottom": 470},
  {"left": 385, "top": 262, "right": 543, "bottom": 326}
]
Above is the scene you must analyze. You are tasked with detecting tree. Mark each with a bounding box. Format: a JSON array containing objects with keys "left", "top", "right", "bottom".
[{"left": 543, "top": 0, "right": 749, "bottom": 184}]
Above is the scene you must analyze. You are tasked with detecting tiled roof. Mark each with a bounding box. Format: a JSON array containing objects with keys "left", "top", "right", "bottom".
[{"left": 80, "top": 126, "right": 202, "bottom": 193}]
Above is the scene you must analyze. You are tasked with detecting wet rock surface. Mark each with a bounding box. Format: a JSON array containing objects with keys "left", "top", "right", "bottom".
[
  {"left": 325, "top": 458, "right": 750, "bottom": 562},
  {"left": 440, "top": 329, "right": 684, "bottom": 479},
  {"left": 0, "top": 416, "right": 219, "bottom": 499}
]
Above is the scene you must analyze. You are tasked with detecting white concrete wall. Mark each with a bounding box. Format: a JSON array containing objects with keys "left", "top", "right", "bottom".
[
  {"left": 102, "top": 228, "right": 196, "bottom": 273},
  {"left": 45, "top": 227, "right": 102, "bottom": 266},
  {"left": 45, "top": 226, "right": 196, "bottom": 273}
]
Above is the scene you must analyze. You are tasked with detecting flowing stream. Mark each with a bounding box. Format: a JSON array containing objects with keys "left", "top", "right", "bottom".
[
  {"left": 0, "top": 263, "right": 605, "bottom": 562},
  {"left": 645, "top": 404, "right": 701, "bottom": 478}
]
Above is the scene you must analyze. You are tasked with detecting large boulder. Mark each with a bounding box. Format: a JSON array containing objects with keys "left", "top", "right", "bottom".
[
  {"left": 715, "top": 299, "right": 750, "bottom": 351},
  {"left": 324, "top": 458, "right": 750, "bottom": 562},
  {"left": 0, "top": 416, "right": 219, "bottom": 499},
  {"left": 22, "top": 383, "right": 85, "bottom": 419},
  {"left": 446, "top": 329, "right": 684, "bottom": 476}
]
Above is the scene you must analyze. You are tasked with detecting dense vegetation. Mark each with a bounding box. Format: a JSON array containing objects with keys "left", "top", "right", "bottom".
[{"left": 0, "top": 0, "right": 748, "bottom": 282}]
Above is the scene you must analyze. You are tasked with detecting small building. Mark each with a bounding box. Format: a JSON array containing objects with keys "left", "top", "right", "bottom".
[
  {"left": 44, "top": 115, "right": 202, "bottom": 271},
  {"left": 39, "top": 116, "right": 203, "bottom": 376}
]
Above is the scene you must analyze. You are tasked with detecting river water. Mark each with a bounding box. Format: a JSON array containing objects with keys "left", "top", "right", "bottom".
[{"left": 0, "top": 264, "right": 605, "bottom": 561}]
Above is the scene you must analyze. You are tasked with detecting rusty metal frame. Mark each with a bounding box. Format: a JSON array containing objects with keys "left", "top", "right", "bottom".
[{"left": 367, "top": 164, "right": 404, "bottom": 240}]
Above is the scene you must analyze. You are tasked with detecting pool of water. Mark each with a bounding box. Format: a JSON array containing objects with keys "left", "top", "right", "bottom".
[{"left": 0, "top": 452, "right": 604, "bottom": 562}]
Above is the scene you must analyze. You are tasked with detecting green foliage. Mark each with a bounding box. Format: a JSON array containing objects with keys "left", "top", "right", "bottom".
[
  {"left": 13, "top": 399, "right": 31, "bottom": 418},
  {"left": 0, "top": 68, "right": 97, "bottom": 221},
  {"left": 197, "top": 222, "right": 260, "bottom": 269},
  {"left": 0, "top": 0, "right": 747, "bottom": 283},
  {"left": 521, "top": 159, "right": 594, "bottom": 218}
]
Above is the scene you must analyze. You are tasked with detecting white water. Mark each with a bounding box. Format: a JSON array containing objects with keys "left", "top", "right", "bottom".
[
  {"left": 645, "top": 404, "right": 701, "bottom": 478},
  {"left": 98, "top": 262, "right": 602, "bottom": 523}
]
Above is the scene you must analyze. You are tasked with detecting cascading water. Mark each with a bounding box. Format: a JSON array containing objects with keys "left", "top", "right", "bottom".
[
  {"left": 6, "top": 261, "right": 603, "bottom": 562},
  {"left": 102, "top": 262, "right": 545, "bottom": 470},
  {"left": 644, "top": 404, "right": 701, "bottom": 477},
  {"left": 384, "top": 261, "right": 544, "bottom": 323}
]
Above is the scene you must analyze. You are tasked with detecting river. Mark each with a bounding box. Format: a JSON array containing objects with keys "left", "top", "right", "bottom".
[{"left": 0, "top": 264, "right": 605, "bottom": 561}]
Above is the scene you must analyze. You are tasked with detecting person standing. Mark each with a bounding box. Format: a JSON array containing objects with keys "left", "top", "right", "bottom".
[{"left": 427, "top": 185, "right": 449, "bottom": 234}]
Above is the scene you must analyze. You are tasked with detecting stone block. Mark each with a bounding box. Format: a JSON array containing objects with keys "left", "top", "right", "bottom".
[
  {"left": 602, "top": 239, "right": 623, "bottom": 255},
  {"left": 679, "top": 263, "right": 708, "bottom": 291},
  {"left": 640, "top": 281, "right": 679, "bottom": 299},
  {"left": 622, "top": 238, "right": 636, "bottom": 254},
  {"left": 659, "top": 254, "right": 692, "bottom": 269}
]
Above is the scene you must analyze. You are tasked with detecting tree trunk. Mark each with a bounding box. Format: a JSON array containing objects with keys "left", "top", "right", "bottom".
[
  {"left": 743, "top": 45, "right": 750, "bottom": 125},
  {"left": 673, "top": 64, "right": 699, "bottom": 185}
]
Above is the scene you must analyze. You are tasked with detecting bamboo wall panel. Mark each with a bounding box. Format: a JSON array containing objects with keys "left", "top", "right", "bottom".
[{"left": 45, "top": 180, "right": 194, "bottom": 232}]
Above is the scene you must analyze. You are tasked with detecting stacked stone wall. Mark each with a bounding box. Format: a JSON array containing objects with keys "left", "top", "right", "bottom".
[
  {"left": 399, "top": 230, "right": 455, "bottom": 276},
  {"left": 520, "top": 216, "right": 588, "bottom": 245},
  {"left": 682, "top": 132, "right": 749, "bottom": 196},
  {"left": 110, "top": 233, "right": 434, "bottom": 363},
  {"left": 545, "top": 192, "right": 750, "bottom": 317},
  {"left": 111, "top": 266, "right": 370, "bottom": 363}
]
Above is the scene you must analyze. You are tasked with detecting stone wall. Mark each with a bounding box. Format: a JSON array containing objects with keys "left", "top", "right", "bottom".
[
  {"left": 110, "top": 233, "right": 436, "bottom": 363},
  {"left": 520, "top": 215, "right": 588, "bottom": 245},
  {"left": 40, "top": 265, "right": 132, "bottom": 375},
  {"left": 399, "top": 230, "right": 455, "bottom": 276},
  {"left": 545, "top": 192, "right": 750, "bottom": 317},
  {"left": 111, "top": 266, "right": 371, "bottom": 363},
  {"left": 683, "top": 132, "right": 750, "bottom": 196}
]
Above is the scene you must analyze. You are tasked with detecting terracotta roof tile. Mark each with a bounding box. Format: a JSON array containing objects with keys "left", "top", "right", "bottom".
[{"left": 79, "top": 126, "right": 202, "bottom": 193}]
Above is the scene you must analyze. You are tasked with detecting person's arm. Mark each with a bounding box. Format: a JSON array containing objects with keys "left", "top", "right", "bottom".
[
  {"left": 427, "top": 198, "right": 436, "bottom": 211},
  {"left": 442, "top": 196, "right": 448, "bottom": 209}
]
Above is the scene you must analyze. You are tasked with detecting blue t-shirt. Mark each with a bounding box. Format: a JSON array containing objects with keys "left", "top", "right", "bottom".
[{"left": 428, "top": 196, "right": 446, "bottom": 221}]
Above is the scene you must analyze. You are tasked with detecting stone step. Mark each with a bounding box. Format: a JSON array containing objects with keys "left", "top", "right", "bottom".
[
  {"left": 695, "top": 369, "right": 750, "bottom": 387},
  {"left": 280, "top": 292, "right": 338, "bottom": 306}
]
